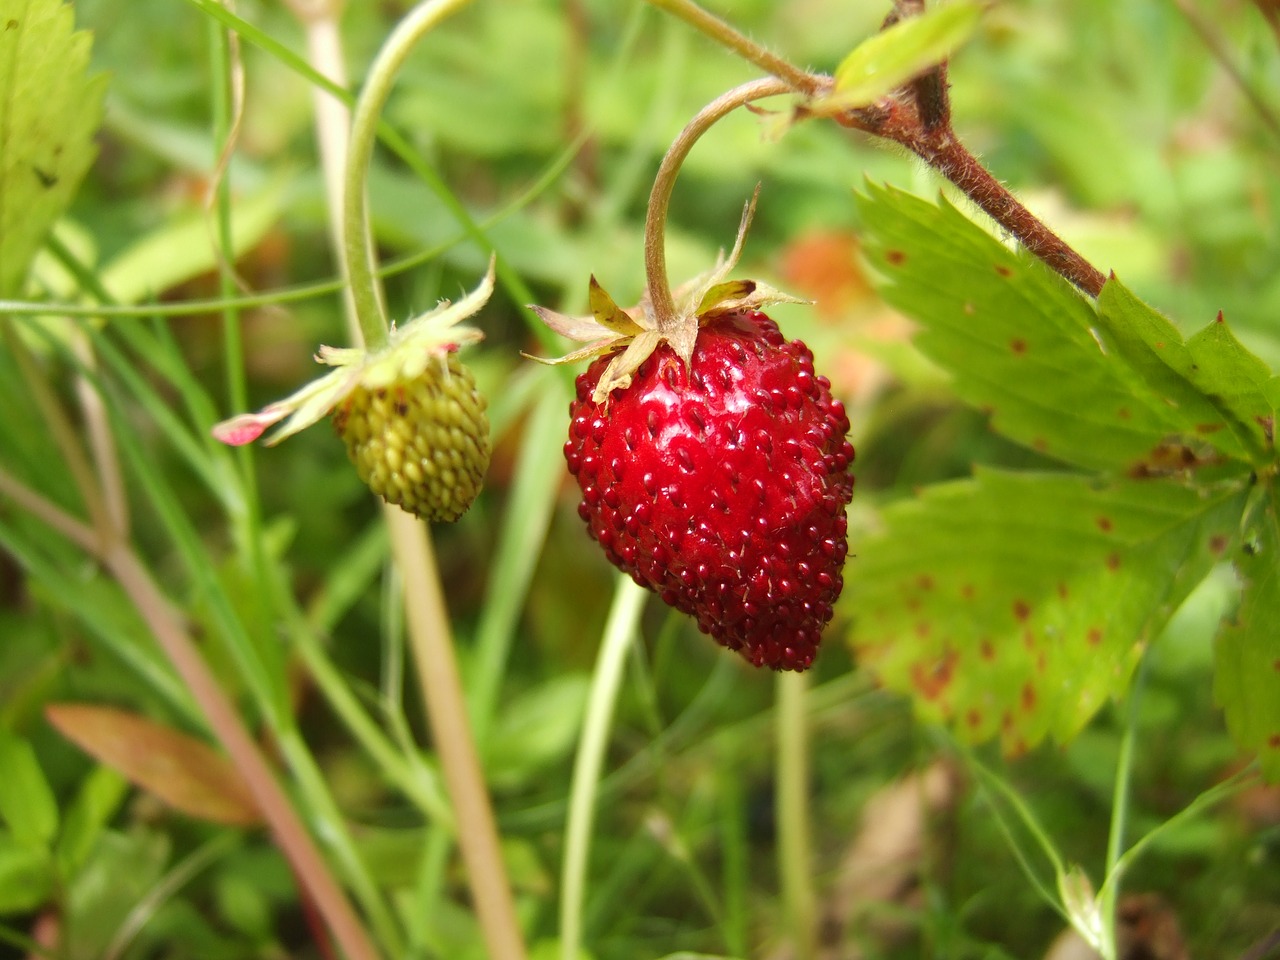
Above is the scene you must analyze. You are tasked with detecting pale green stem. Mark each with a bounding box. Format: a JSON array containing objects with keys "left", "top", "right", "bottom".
[
  {"left": 1096, "top": 658, "right": 1148, "bottom": 960},
  {"left": 642, "top": 0, "right": 820, "bottom": 95},
  {"left": 560, "top": 577, "right": 649, "bottom": 960},
  {"left": 643, "top": 77, "right": 791, "bottom": 331},
  {"left": 342, "top": 0, "right": 473, "bottom": 348},
  {"left": 386, "top": 509, "right": 528, "bottom": 960},
  {"left": 776, "top": 670, "right": 815, "bottom": 960}
]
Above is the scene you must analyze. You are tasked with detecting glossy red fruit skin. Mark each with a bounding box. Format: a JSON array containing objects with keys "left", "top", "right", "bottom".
[{"left": 565, "top": 310, "right": 854, "bottom": 671}]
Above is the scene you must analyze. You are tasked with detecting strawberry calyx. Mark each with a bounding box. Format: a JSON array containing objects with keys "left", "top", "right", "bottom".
[
  {"left": 527, "top": 193, "right": 806, "bottom": 403},
  {"left": 213, "top": 258, "right": 494, "bottom": 447}
]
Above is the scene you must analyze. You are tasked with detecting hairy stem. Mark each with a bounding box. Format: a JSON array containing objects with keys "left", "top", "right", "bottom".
[
  {"left": 642, "top": 0, "right": 820, "bottom": 95},
  {"left": 646, "top": 0, "right": 1111, "bottom": 299},
  {"left": 644, "top": 77, "right": 791, "bottom": 331},
  {"left": 342, "top": 0, "right": 472, "bottom": 348}
]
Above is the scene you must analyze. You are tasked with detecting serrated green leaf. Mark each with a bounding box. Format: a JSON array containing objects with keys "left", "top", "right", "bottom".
[
  {"left": 1096, "top": 280, "right": 1275, "bottom": 466},
  {"left": 846, "top": 468, "right": 1247, "bottom": 753},
  {"left": 856, "top": 184, "right": 1227, "bottom": 474},
  {"left": 1214, "top": 489, "right": 1280, "bottom": 781},
  {"left": 0, "top": 730, "right": 58, "bottom": 848},
  {"left": 825, "top": 3, "right": 983, "bottom": 111},
  {"left": 0, "top": 0, "right": 106, "bottom": 296}
]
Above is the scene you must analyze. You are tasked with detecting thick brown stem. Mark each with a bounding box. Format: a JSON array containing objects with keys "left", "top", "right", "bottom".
[
  {"left": 832, "top": 77, "right": 1106, "bottom": 298},
  {"left": 923, "top": 138, "right": 1107, "bottom": 297}
]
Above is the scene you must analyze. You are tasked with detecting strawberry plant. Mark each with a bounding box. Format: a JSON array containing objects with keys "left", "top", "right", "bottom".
[{"left": 1, "top": 0, "right": 1278, "bottom": 959}]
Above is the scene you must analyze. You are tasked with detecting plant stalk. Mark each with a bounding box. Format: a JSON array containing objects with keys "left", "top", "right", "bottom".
[
  {"left": 643, "top": 77, "right": 791, "bottom": 330},
  {"left": 341, "top": 0, "right": 473, "bottom": 348},
  {"left": 776, "top": 670, "right": 816, "bottom": 960},
  {"left": 560, "top": 576, "right": 648, "bottom": 960},
  {"left": 645, "top": 0, "right": 1110, "bottom": 298},
  {"left": 385, "top": 511, "right": 528, "bottom": 960},
  {"left": 642, "top": 0, "right": 820, "bottom": 95}
]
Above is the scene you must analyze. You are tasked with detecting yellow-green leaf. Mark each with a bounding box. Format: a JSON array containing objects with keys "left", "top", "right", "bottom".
[
  {"left": 588, "top": 275, "right": 644, "bottom": 337},
  {"left": 823, "top": 3, "right": 984, "bottom": 112},
  {"left": 0, "top": 0, "right": 107, "bottom": 296}
]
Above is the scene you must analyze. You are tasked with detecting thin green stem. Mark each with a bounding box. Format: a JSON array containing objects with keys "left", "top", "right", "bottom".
[
  {"left": 776, "top": 670, "right": 816, "bottom": 960},
  {"left": 560, "top": 576, "right": 648, "bottom": 960},
  {"left": 342, "top": 0, "right": 473, "bottom": 348},
  {"left": 643, "top": 77, "right": 791, "bottom": 331},
  {"left": 642, "top": 0, "right": 820, "bottom": 94},
  {"left": 1097, "top": 659, "right": 1148, "bottom": 960}
]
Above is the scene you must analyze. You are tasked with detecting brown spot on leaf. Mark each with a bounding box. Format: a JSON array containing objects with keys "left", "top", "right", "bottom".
[
  {"left": 966, "top": 708, "right": 983, "bottom": 729},
  {"left": 906, "top": 596, "right": 922, "bottom": 612},
  {"left": 1057, "top": 582, "right": 1069, "bottom": 600},
  {"left": 914, "top": 621, "right": 931, "bottom": 639},
  {"left": 1021, "top": 683, "right": 1037, "bottom": 712},
  {"left": 995, "top": 264, "right": 1013, "bottom": 278},
  {"left": 1195, "top": 422, "right": 1223, "bottom": 434},
  {"left": 960, "top": 583, "right": 975, "bottom": 600},
  {"left": 1087, "top": 627, "right": 1103, "bottom": 647},
  {"left": 1032, "top": 437, "right": 1049, "bottom": 452},
  {"left": 1010, "top": 338, "right": 1028, "bottom": 355},
  {"left": 1012, "top": 599, "right": 1031, "bottom": 622},
  {"left": 910, "top": 651, "right": 958, "bottom": 700},
  {"left": 1106, "top": 552, "right": 1122, "bottom": 571},
  {"left": 1036, "top": 650, "right": 1047, "bottom": 673},
  {"left": 917, "top": 574, "right": 935, "bottom": 591},
  {"left": 1215, "top": 310, "right": 1225, "bottom": 324},
  {"left": 980, "top": 639, "right": 995, "bottom": 661},
  {"left": 1117, "top": 407, "right": 1131, "bottom": 420},
  {"left": 1023, "top": 629, "right": 1036, "bottom": 650},
  {"left": 1273, "top": 659, "right": 1280, "bottom": 673},
  {"left": 886, "top": 249, "right": 907, "bottom": 266},
  {"left": 1001, "top": 711, "right": 1014, "bottom": 732},
  {"left": 1209, "top": 534, "right": 1228, "bottom": 556},
  {"left": 1096, "top": 516, "right": 1114, "bottom": 533},
  {"left": 1269, "top": 734, "right": 1280, "bottom": 749}
]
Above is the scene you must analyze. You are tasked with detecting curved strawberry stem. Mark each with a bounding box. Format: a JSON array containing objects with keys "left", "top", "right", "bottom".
[
  {"left": 643, "top": 77, "right": 792, "bottom": 337},
  {"left": 342, "top": 0, "right": 472, "bottom": 349},
  {"left": 645, "top": 0, "right": 1111, "bottom": 299}
]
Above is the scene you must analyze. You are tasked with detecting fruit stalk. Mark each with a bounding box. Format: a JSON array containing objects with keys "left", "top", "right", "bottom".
[
  {"left": 645, "top": 0, "right": 1112, "bottom": 299},
  {"left": 643, "top": 77, "right": 791, "bottom": 333},
  {"left": 341, "top": 0, "right": 472, "bottom": 348}
]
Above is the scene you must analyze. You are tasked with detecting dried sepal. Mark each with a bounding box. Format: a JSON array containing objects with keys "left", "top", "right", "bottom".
[
  {"left": 589, "top": 276, "right": 646, "bottom": 337},
  {"left": 525, "top": 189, "right": 807, "bottom": 401}
]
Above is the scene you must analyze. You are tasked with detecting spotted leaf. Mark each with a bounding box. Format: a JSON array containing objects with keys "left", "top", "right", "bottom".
[{"left": 846, "top": 468, "right": 1247, "bottom": 753}]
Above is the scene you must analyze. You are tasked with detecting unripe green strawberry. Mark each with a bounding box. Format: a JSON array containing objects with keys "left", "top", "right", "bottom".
[
  {"left": 211, "top": 263, "right": 496, "bottom": 524},
  {"left": 333, "top": 351, "right": 490, "bottom": 522}
]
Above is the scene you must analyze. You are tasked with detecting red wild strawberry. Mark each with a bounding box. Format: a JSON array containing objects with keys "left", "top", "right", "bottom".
[
  {"left": 529, "top": 195, "right": 855, "bottom": 670},
  {"left": 564, "top": 310, "right": 854, "bottom": 671}
]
